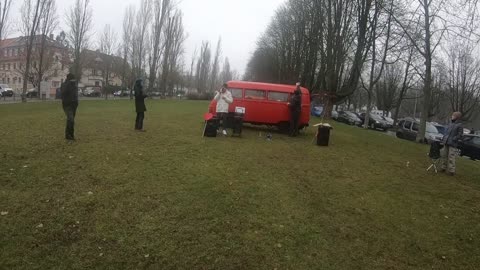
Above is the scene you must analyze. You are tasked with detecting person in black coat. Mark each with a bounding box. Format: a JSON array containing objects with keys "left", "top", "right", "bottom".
[
  {"left": 61, "top": 73, "right": 79, "bottom": 141},
  {"left": 288, "top": 83, "right": 302, "bottom": 137},
  {"left": 134, "top": 79, "right": 148, "bottom": 131}
]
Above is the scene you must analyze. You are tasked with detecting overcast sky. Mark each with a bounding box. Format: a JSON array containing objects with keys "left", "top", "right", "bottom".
[{"left": 9, "top": 0, "right": 285, "bottom": 75}]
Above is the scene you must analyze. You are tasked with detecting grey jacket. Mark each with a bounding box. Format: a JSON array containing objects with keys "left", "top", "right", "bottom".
[{"left": 442, "top": 121, "right": 464, "bottom": 147}]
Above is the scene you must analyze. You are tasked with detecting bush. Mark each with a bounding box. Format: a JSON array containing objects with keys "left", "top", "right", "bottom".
[{"left": 186, "top": 92, "right": 214, "bottom": 100}]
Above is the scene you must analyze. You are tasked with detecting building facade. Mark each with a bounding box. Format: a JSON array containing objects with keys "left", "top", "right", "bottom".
[{"left": 0, "top": 35, "right": 125, "bottom": 96}]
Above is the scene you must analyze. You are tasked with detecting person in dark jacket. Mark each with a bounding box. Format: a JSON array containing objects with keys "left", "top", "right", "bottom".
[
  {"left": 288, "top": 83, "right": 302, "bottom": 137},
  {"left": 134, "top": 79, "right": 148, "bottom": 131},
  {"left": 440, "top": 112, "right": 464, "bottom": 176},
  {"left": 61, "top": 73, "right": 79, "bottom": 141}
]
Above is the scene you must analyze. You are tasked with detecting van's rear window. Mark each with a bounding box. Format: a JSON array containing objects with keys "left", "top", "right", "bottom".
[
  {"left": 245, "top": 90, "right": 266, "bottom": 100},
  {"left": 268, "top": 92, "right": 289, "bottom": 102},
  {"left": 230, "top": 88, "right": 243, "bottom": 99}
]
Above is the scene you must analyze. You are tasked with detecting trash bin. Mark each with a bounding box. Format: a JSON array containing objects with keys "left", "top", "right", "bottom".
[
  {"left": 316, "top": 124, "right": 332, "bottom": 146},
  {"left": 232, "top": 113, "right": 244, "bottom": 137}
]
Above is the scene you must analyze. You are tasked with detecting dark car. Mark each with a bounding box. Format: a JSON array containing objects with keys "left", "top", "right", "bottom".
[
  {"left": 358, "top": 113, "right": 390, "bottom": 131},
  {"left": 459, "top": 135, "right": 480, "bottom": 160},
  {"left": 337, "top": 111, "right": 362, "bottom": 126},
  {"left": 26, "top": 89, "right": 38, "bottom": 98},
  {"left": 396, "top": 118, "right": 444, "bottom": 144}
]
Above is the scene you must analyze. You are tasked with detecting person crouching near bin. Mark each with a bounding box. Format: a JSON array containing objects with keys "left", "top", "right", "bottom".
[
  {"left": 288, "top": 83, "right": 302, "bottom": 137},
  {"left": 440, "top": 112, "right": 464, "bottom": 176},
  {"left": 213, "top": 83, "right": 233, "bottom": 136}
]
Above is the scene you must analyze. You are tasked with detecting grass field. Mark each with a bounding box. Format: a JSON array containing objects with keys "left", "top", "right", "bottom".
[{"left": 1, "top": 100, "right": 480, "bottom": 270}]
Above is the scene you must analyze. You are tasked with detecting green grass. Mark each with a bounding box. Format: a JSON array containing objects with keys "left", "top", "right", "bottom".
[{"left": 1, "top": 100, "right": 480, "bottom": 270}]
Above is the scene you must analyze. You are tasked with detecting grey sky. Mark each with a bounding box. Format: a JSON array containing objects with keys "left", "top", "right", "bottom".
[{"left": 10, "top": 0, "right": 285, "bottom": 75}]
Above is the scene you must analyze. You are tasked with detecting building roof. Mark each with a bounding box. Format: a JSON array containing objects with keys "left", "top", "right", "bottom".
[{"left": 0, "top": 35, "right": 65, "bottom": 50}]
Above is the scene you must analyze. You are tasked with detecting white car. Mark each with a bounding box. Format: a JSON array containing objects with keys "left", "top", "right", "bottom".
[{"left": 0, "top": 84, "right": 14, "bottom": 96}]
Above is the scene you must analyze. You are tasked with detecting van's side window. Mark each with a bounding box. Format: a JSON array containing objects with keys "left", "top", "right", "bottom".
[
  {"left": 245, "top": 90, "right": 266, "bottom": 100},
  {"left": 268, "top": 92, "right": 289, "bottom": 102},
  {"left": 230, "top": 88, "right": 243, "bottom": 99}
]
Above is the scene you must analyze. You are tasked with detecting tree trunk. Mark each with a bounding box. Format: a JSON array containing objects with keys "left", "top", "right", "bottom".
[{"left": 416, "top": 0, "right": 432, "bottom": 143}]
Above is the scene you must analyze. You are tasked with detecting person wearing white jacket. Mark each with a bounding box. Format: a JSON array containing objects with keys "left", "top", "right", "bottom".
[{"left": 214, "top": 84, "right": 234, "bottom": 136}]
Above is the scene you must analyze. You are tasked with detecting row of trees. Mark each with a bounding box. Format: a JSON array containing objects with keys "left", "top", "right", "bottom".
[{"left": 246, "top": 0, "right": 480, "bottom": 141}]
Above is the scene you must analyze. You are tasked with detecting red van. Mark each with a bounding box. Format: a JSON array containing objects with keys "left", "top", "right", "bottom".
[{"left": 209, "top": 81, "right": 310, "bottom": 130}]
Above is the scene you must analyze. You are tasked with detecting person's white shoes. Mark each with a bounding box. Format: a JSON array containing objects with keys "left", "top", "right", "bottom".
[{"left": 222, "top": 130, "right": 228, "bottom": 136}]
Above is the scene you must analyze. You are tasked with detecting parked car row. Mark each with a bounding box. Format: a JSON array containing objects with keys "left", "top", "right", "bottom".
[{"left": 332, "top": 111, "right": 391, "bottom": 131}]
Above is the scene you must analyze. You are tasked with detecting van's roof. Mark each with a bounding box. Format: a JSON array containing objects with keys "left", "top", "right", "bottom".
[{"left": 227, "top": 81, "right": 309, "bottom": 94}]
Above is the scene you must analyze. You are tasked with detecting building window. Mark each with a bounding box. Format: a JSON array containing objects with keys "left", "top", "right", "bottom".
[
  {"left": 13, "top": 63, "right": 16, "bottom": 70},
  {"left": 95, "top": 81, "right": 100, "bottom": 87},
  {"left": 7, "top": 63, "right": 10, "bottom": 70}
]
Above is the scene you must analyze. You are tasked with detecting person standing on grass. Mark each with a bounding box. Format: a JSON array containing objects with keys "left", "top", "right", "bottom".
[
  {"left": 213, "top": 83, "right": 233, "bottom": 136},
  {"left": 134, "top": 79, "right": 148, "bottom": 132},
  {"left": 288, "top": 83, "right": 302, "bottom": 137},
  {"left": 61, "top": 73, "right": 79, "bottom": 141},
  {"left": 441, "top": 112, "right": 464, "bottom": 176}
]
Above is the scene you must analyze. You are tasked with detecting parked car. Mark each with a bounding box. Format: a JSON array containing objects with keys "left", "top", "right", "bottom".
[
  {"left": 459, "top": 135, "right": 480, "bottom": 160},
  {"left": 83, "top": 87, "right": 101, "bottom": 97},
  {"left": 114, "top": 90, "right": 131, "bottom": 97},
  {"left": 397, "top": 118, "right": 444, "bottom": 143},
  {"left": 382, "top": 116, "right": 394, "bottom": 128},
  {"left": 431, "top": 123, "right": 447, "bottom": 135},
  {"left": 337, "top": 111, "right": 362, "bottom": 126},
  {"left": 0, "top": 84, "right": 14, "bottom": 97},
  {"left": 26, "top": 88, "right": 38, "bottom": 98},
  {"left": 208, "top": 81, "right": 311, "bottom": 131},
  {"left": 358, "top": 113, "right": 390, "bottom": 131},
  {"left": 331, "top": 111, "right": 339, "bottom": 120}
]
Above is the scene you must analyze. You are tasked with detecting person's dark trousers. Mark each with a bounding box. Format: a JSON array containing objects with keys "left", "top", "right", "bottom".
[
  {"left": 63, "top": 103, "right": 78, "bottom": 140},
  {"left": 290, "top": 110, "right": 300, "bottom": 136},
  {"left": 135, "top": 112, "right": 145, "bottom": 130},
  {"left": 217, "top": 112, "right": 228, "bottom": 130}
]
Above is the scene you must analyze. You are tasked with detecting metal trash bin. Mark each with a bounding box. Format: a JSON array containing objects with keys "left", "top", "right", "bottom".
[{"left": 316, "top": 124, "right": 332, "bottom": 146}]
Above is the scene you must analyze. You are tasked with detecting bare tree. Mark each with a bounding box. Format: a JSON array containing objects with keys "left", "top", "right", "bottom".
[
  {"left": 361, "top": 0, "right": 394, "bottom": 128},
  {"left": 20, "top": 0, "right": 48, "bottom": 102},
  {"left": 132, "top": 0, "right": 152, "bottom": 80},
  {"left": 0, "top": 0, "right": 12, "bottom": 40},
  {"left": 148, "top": 0, "right": 172, "bottom": 92},
  {"left": 387, "top": 0, "right": 479, "bottom": 142},
  {"left": 441, "top": 43, "right": 480, "bottom": 121},
  {"left": 161, "top": 11, "right": 186, "bottom": 95},
  {"left": 66, "top": 0, "right": 93, "bottom": 81},
  {"left": 195, "top": 41, "right": 211, "bottom": 93},
  {"left": 34, "top": 0, "right": 58, "bottom": 96},
  {"left": 209, "top": 37, "right": 222, "bottom": 91},
  {"left": 98, "top": 24, "right": 118, "bottom": 100},
  {"left": 121, "top": 5, "right": 135, "bottom": 91},
  {"left": 221, "top": 57, "right": 233, "bottom": 83}
]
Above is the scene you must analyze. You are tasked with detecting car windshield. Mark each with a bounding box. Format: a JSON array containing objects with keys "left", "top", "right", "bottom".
[
  {"left": 426, "top": 123, "right": 439, "bottom": 133},
  {"left": 346, "top": 112, "right": 358, "bottom": 118}
]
